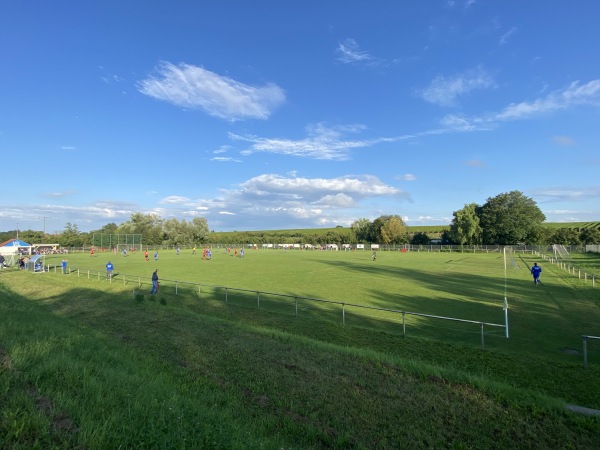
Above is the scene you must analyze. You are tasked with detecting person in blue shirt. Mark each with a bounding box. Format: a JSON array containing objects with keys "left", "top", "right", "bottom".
[
  {"left": 150, "top": 269, "right": 159, "bottom": 294},
  {"left": 106, "top": 261, "right": 114, "bottom": 280},
  {"left": 531, "top": 262, "right": 542, "bottom": 285},
  {"left": 154, "top": 251, "right": 159, "bottom": 262},
  {"left": 61, "top": 259, "right": 68, "bottom": 274}
]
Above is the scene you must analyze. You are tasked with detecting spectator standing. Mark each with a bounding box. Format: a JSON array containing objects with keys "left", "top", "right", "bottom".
[
  {"left": 150, "top": 269, "right": 159, "bottom": 294},
  {"left": 106, "top": 261, "right": 114, "bottom": 280}
]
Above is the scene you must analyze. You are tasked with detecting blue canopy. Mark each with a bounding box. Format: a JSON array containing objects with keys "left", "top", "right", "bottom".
[{"left": 1, "top": 239, "right": 31, "bottom": 247}]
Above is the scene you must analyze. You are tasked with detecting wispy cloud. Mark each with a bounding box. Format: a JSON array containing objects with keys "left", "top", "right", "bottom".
[
  {"left": 440, "top": 79, "right": 600, "bottom": 130},
  {"left": 336, "top": 38, "right": 375, "bottom": 64},
  {"left": 529, "top": 186, "right": 600, "bottom": 202},
  {"left": 499, "top": 26, "right": 517, "bottom": 45},
  {"left": 231, "top": 123, "right": 374, "bottom": 160},
  {"left": 494, "top": 80, "right": 600, "bottom": 121},
  {"left": 210, "top": 156, "right": 242, "bottom": 163},
  {"left": 401, "top": 174, "right": 417, "bottom": 181},
  {"left": 420, "top": 67, "right": 495, "bottom": 106},
  {"left": 552, "top": 135, "right": 575, "bottom": 146},
  {"left": 137, "top": 62, "right": 286, "bottom": 121}
]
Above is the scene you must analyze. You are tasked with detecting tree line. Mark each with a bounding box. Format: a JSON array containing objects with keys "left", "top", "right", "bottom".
[{"left": 1, "top": 191, "right": 599, "bottom": 247}]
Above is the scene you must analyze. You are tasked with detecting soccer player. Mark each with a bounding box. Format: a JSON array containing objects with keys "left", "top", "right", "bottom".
[
  {"left": 531, "top": 262, "right": 542, "bottom": 285},
  {"left": 61, "top": 259, "right": 68, "bottom": 274},
  {"left": 154, "top": 251, "right": 158, "bottom": 262},
  {"left": 106, "top": 261, "right": 114, "bottom": 280},
  {"left": 144, "top": 250, "right": 149, "bottom": 261}
]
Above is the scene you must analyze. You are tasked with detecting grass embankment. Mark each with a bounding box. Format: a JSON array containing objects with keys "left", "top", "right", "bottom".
[{"left": 1, "top": 251, "right": 600, "bottom": 448}]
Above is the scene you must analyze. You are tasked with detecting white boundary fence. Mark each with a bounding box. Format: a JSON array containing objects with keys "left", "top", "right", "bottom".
[{"left": 45, "top": 264, "right": 507, "bottom": 350}]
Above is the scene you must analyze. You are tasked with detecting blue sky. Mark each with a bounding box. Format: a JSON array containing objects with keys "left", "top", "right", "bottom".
[{"left": 2, "top": 1, "right": 600, "bottom": 233}]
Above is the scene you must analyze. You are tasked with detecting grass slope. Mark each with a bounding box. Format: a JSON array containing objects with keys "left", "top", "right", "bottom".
[{"left": 1, "top": 250, "right": 599, "bottom": 448}]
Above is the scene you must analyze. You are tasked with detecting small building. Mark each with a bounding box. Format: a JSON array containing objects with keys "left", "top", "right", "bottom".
[{"left": 0, "top": 239, "right": 33, "bottom": 256}]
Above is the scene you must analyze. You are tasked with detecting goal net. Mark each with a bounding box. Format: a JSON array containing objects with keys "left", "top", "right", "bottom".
[
  {"left": 92, "top": 233, "right": 143, "bottom": 251},
  {"left": 552, "top": 244, "right": 571, "bottom": 260},
  {"left": 504, "top": 247, "right": 521, "bottom": 269}
]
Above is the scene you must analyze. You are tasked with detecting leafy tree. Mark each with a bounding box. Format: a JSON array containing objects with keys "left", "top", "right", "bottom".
[
  {"left": 377, "top": 215, "right": 408, "bottom": 244},
  {"left": 410, "top": 232, "right": 430, "bottom": 245},
  {"left": 551, "top": 228, "right": 580, "bottom": 245},
  {"left": 118, "top": 213, "right": 164, "bottom": 246},
  {"left": 580, "top": 227, "right": 600, "bottom": 244},
  {"left": 351, "top": 218, "right": 371, "bottom": 242},
  {"left": 449, "top": 203, "right": 482, "bottom": 245},
  {"left": 478, "top": 191, "right": 545, "bottom": 244},
  {"left": 190, "top": 217, "right": 210, "bottom": 244},
  {"left": 58, "top": 223, "right": 86, "bottom": 247}
]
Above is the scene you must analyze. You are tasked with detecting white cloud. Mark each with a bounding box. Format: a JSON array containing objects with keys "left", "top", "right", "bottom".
[
  {"left": 420, "top": 67, "right": 494, "bottom": 106},
  {"left": 401, "top": 174, "right": 417, "bottom": 181},
  {"left": 530, "top": 187, "right": 600, "bottom": 202},
  {"left": 160, "top": 196, "right": 190, "bottom": 204},
  {"left": 499, "top": 26, "right": 517, "bottom": 45},
  {"left": 336, "top": 38, "right": 374, "bottom": 64},
  {"left": 210, "top": 157, "right": 242, "bottom": 163},
  {"left": 137, "top": 62, "right": 285, "bottom": 121},
  {"left": 231, "top": 123, "right": 372, "bottom": 160},
  {"left": 494, "top": 80, "right": 600, "bottom": 121},
  {"left": 439, "top": 79, "right": 600, "bottom": 130}
]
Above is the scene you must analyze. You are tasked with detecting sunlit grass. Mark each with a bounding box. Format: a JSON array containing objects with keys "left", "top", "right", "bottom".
[{"left": 1, "top": 249, "right": 599, "bottom": 448}]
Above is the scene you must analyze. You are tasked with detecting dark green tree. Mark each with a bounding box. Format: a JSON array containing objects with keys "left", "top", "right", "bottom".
[
  {"left": 551, "top": 228, "right": 580, "bottom": 245},
  {"left": 580, "top": 227, "right": 600, "bottom": 244},
  {"left": 410, "top": 232, "right": 430, "bottom": 245},
  {"left": 449, "top": 203, "right": 482, "bottom": 245},
  {"left": 478, "top": 191, "right": 545, "bottom": 244},
  {"left": 58, "top": 223, "right": 87, "bottom": 247}
]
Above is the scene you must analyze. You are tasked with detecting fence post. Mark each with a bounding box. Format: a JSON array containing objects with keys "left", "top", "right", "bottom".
[
  {"left": 77, "top": 269, "right": 80, "bottom": 277},
  {"left": 583, "top": 336, "right": 588, "bottom": 369},
  {"left": 138, "top": 277, "right": 141, "bottom": 288},
  {"left": 295, "top": 297, "right": 298, "bottom": 316},
  {"left": 402, "top": 312, "right": 406, "bottom": 338},
  {"left": 176, "top": 282, "right": 179, "bottom": 295},
  {"left": 342, "top": 303, "right": 345, "bottom": 325},
  {"left": 480, "top": 323, "right": 485, "bottom": 350},
  {"left": 87, "top": 270, "right": 90, "bottom": 279},
  {"left": 257, "top": 291, "right": 260, "bottom": 309},
  {"left": 225, "top": 288, "right": 228, "bottom": 303}
]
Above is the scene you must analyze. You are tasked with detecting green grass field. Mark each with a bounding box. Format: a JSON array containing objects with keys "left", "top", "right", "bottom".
[{"left": 1, "top": 248, "right": 600, "bottom": 448}]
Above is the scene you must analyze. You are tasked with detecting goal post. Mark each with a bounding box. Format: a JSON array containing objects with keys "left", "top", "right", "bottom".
[{"left": 92, "top": 233, "right": 143, "bottom": 251}]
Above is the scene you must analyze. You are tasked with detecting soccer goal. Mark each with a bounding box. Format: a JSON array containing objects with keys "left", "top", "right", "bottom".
[
  {"left": 92, "top": 233, "right": 143, "bottom": 251},
  {"left": 552, "top": 244, "right": 572, "bottom": 260},
  {"left": 503, "top": 246, "right": 521, "bottom": 270}
]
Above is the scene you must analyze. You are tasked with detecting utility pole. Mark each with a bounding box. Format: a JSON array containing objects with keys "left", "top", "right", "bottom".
[{"left": 41, "top": 216, "right": 50, "bottom": 235}]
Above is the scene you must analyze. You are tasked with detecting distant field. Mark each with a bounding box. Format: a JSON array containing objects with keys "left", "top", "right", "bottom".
[{"left": 44, "top": 248, "right": 600, "bottom": 358}]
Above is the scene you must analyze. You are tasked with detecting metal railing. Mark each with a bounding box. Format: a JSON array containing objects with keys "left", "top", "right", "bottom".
[
  {"left": 582, "top": 335, "right": 600, "bottom": 368},
  {"left": 45, "top": 264, "right": 507, "bottom": 349}
]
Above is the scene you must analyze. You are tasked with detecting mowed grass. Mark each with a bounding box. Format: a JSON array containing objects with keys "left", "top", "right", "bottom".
[
  {"left": 1, "top": 249, "right": 600, "bottom": 448},
  {"left": 47, "top": 248, "right": 600, "bottom": 356}
]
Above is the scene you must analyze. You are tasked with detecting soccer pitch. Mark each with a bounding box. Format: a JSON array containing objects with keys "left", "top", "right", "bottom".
[{"left": 45, "top": 248, "right": 600, "bottom": 359}]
